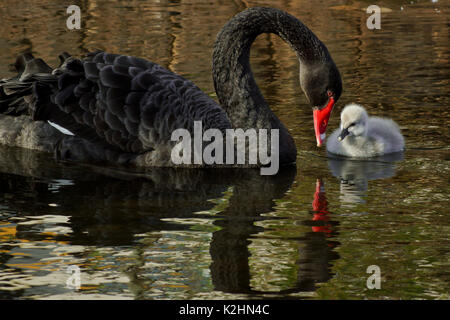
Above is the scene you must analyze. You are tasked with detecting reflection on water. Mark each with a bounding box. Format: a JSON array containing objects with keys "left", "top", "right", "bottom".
[
  {"left": 328, "top": 152, "right": 404, "bottom": 207},
  {"left": 296, "top": 179, "right": 339, "bottom": 292},
  {"left": 0, "top": 0, "right": 449, "bottom": 299},
  {"left": 0, "top": 145, "right": 339, "bottom": 299}
]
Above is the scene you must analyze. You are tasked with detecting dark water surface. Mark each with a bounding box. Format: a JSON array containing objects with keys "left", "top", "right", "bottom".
[{"left": 0, "top": 0, "right": 448, "bottom": 299}]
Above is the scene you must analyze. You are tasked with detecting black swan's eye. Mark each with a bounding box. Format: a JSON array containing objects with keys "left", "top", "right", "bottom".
[{"left": 327, "top": 90, "right": 333, "bottom": 97}]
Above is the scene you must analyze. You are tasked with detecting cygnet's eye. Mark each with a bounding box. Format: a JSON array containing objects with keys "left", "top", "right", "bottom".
[{"left": 347, "top": 122, "right": 356, "bottom": 129}]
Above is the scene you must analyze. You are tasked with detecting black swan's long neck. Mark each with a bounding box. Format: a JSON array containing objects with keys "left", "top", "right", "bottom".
[{"left": 212, "top": 7, "right": 330, "bottom": 162}]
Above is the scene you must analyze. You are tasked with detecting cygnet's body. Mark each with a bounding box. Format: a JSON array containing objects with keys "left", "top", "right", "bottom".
[{"left": 326, "top": 104, "right": 404, "bottom": 157}]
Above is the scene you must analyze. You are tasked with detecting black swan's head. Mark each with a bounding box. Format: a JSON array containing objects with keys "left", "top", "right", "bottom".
[
  {"left": 212, "top": 6, "right": 343, "bottom": 149},
  {"left": 300, "top": 59, "right": 342, "bottom": 147}
]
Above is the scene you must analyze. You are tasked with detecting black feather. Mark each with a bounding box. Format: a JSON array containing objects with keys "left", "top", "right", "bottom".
[
  {"left": 84, "top": 62, "right": 99, "bottom": 81},
  {"left": 124, "top": 104, "right": 140, "bottom": 123},
  {"left": 99, "top": 65, "right": 131, "bottom": 90}
]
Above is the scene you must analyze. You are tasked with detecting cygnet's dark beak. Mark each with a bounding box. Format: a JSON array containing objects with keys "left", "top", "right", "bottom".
[{"left": 338, "top": 127, "right": 350, "bottom": 141}]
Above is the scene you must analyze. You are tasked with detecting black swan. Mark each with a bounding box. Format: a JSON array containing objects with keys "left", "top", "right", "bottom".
[
  {"left": 326, "top": 104, "right": 404, "bottom": 157},
  {"left": 0, "top": 7, "right": 342, "bottom": 170}
]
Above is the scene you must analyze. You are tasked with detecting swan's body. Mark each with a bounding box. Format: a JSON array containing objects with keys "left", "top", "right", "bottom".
[
  {"left": 0, "top": 7, "right": 342, "bottom": 168},
  {"left": 326, "top": 104, "right": 404, "bottom": 157}
]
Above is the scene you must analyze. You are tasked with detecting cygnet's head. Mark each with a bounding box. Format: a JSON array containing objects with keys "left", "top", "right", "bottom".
[{"left": 338, "top": 104, "right": 369, "bottom": 141}]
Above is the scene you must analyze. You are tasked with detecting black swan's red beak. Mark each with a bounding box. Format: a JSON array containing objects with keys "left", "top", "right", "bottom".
[{"left": 313, "top": 97, "right": 335, "bottom": 147}]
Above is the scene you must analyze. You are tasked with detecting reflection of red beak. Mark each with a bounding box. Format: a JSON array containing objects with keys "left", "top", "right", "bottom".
[
  {"left": 313, "top": 97, "right": 335, "bottom": 147},
  {"left": 312, "top": 179, "right": 331, "bottom": 234}
]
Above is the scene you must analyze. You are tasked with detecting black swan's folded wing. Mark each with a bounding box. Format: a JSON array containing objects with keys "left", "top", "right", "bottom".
[
  {"left": 46, "top": 51, "right": 231, "bottom": 154},
  {"left": 1, "top": 51, "right": 231, "bottom": 156}
]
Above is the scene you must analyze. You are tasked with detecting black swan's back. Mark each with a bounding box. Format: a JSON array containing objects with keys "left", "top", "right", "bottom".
[{"left": 1, "top": 51, "right": 231, "bottom": 165}]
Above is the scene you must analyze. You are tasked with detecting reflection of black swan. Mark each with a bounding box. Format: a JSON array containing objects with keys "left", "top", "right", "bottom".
[
  {"left": 0, "top": 7, "right": 341, "bottom": 167},
  {"left": 0, "top": 143, "right": 297, "bottom": 247},
  {"left": 1, "top": 143, "right": 339, "bottom": 296}
]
